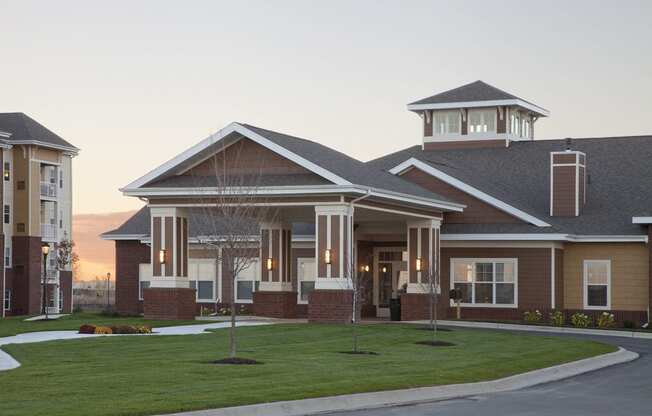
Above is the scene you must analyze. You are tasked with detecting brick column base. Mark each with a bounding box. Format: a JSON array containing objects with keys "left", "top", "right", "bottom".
[
  {"left": 252, "top": 291, "right": 298, "bottom": 318},
  {"left": 308, "top": 289, "right": 357, "bottom": 324},
  {"left": 143, "top": 288, "right": 196, "bottom": 320},
  {"left": 400, "top": 293, "right": 431, "bottom": 321}
]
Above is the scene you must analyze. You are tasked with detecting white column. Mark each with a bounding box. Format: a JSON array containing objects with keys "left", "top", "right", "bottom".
[
  {"left": 259, "top": 222, "right": 293, "bottom": 292},
  {"left": 149, "top": 207, "right": 189, "bottom": 289},
  {"left": 406, "top": 219, "right": 441, "bottom": 294}
]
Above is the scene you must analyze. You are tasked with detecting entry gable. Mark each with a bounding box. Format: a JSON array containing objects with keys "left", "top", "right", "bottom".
[{"left": 389, "top": 158, "right": 550, "bottom": 227}]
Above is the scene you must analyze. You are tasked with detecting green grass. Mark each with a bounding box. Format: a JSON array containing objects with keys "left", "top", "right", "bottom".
[
  {"left": 0, "top": 313, "right": 202, "bottom": 337},
  {"left": 0, "top": 324, "right": 615, "bottom": 416}
]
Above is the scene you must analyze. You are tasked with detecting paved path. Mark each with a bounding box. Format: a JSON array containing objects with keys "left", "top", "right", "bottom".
[
  {"left": 0, "top": 321, "right": 270, "bottom": 371},
  {"left": 324, "top": 332, "right": 652, "bottom": 416}
]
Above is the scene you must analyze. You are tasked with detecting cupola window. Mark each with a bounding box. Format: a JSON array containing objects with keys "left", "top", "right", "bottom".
[
  {"left": 468, "top": 109, "right": 496, "bottom": 133},
  {"left": 432, "top": 111, "right": 460, "bottom": 135}
]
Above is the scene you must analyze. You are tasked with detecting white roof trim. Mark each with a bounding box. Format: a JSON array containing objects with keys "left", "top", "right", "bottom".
[
  {"left": 407, "top": 99, "right": 549, "bottom": 117},
  {"left": 122, "top": 122, "right": 352, "bottom": 190},
  {"left": 441, "top": 234, "right": 648, "bottom": 243},
  {"left": 0, "top": 131, "right": 12, "bottom": 138},
  {"left": 100, "top": 233, "right": 148, "bottom": 241},
  {"left": 9, "top": 140, "right": 79, "bottom": 154},
  {"left": 632, "top": 216, "right": 652, "bottom": 224},
  {"left": 389, "top": 158, "right": 550, "bottom": 227}
]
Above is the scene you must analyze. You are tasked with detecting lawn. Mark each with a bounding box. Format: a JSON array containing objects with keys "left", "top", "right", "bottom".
[
  {"left": 0, "top": 313, "right": 202, "bottom": 337},
  {"left": 0, "top": 324, "right": 615, "bottom": 416}
]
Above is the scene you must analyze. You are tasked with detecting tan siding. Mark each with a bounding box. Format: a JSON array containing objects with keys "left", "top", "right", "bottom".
[
  {"left": 563, "top": 243, "right": 649, "bottom": 311},
  {"left": 33, "top": 148, "right": 60, "bottom": 164}
]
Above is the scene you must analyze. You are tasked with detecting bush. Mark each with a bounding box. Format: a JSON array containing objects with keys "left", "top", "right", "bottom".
[
  {"left": 79, "top": 324, "right": 96, "bottom": 334},
  {"left": 549, "top": 310, "right": 564, "bottom": 327},
  {"left": 571, "top": 312, "right": 592, "bottom": 328},
  {"left": 110, "top": 325, "right": 139, "bottom": 334},
  {"left": 94, "top": 326, "right": 113, "bottom": 335},
  {"left": 597, "top": 312, "right": 615, "bottom": 329},
  {"left": 623, "top": 320, "right": 636, "bottom": 329},
  {"left": 134, "top": 325, "right": 152, "bottom": 334},
  {"left": 523, "top": 310, "right": 543, "bottom": 324}
]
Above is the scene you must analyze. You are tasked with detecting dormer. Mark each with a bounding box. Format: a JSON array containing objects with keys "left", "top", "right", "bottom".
[{"left": 407, "top": 81, "right": 549, "bottom": 150}]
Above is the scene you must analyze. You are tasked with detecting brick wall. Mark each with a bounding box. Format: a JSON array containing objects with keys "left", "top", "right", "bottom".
[
  {"left": 60, "top": 270, "right": 73, "bottom": 313},
  {"left": 12, "top": 236, "right": 42, "bottom": 315},
  {"left": 143, "top": 287, "right": 196, "bottom": 320},
  {"left": 308, "top": 289, "right": 357, "bottom": 323},
  {"left": 115, "top": 240, "right": 150, "bottom": 315},
  {"left": 252, "top": 291, "right": 298, "bottom": 318}
]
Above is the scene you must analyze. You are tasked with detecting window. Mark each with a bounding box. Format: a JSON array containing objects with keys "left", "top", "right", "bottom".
[
  {"left": 5, "top": 246, "right": 11, "bottom": 268},
  {"left": 522, "top": 119, "right": 530, "bottom": 139},
  {"left": 3, "top": 205, "right": 9, "bottom": 224},
  {"left": 59, "top": 170, "right": 63, "bottom": 188},
  {"left": 297, "top": 258, "right": 316, "bottom": 304},
  {"left": 4, "top": 289, "right": 10, "bottom": 311},
  {"left": 58, "top": 289, "right": 63, "bottom": 311},
  {"left": 3, "top": 162, "right": 9, "bottom": 181},
  {"left": 139, "top": 281, "right": 150, "bottom": 300},
  {"left": 16, "top": 223, "right": 25, "bottom": 233},
  {"left": 432, "top": 111, "right": 460, "bottom": 136},
  {"left": 511, "top": 113, "right": 520, "bottom": 136},
  {"left": 583, "top": 260, "right": 610, "bottom": 309},
  {"left": 235, "top": 259, "right": 260, "bottom": 303},
  {"left": 468, "top": 110, "right": 496, "bottom": 133},
  {"left": 188, "top": 259, "right": 217, "bottom": 301},
  {"left": 451, "top": 258, "right": 517, "bottom": 307}
]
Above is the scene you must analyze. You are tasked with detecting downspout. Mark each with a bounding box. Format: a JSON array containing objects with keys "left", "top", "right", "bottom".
[{"left": 349, "top": 189, "right": 372, "bottom": 324}]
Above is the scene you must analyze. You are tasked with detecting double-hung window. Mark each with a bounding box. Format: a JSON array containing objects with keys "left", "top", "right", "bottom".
[
  {"left": 138, "top": 263, "right": 152, "bottom": 301},
  {"left": 5, "top": 246, "right": 11, "bottom": 268},
  {"left": 235, "top": 258, "right": 260, "bottom": 303},
  {"left": 511, "top": 113, "right": 520, "bottom": 136},
  {"left": 297, "top": 257, "right": 316, "bottom": 304},
  {"left": 451, "top": 258, "right": 517, "bottom": 307},
  {"left": 3, "top": 162, "right": 9, "bottom": 181},
  {"left": 432, "top": 111, "right": 460, "bottom": 136},
  {"left": 189, "top": 259, "right": 216, "bottom": 302},
  {"left": 468, "top": 109, "right": 496, "bottom": 134},
  {"left": 583, "top": 260, "right": 610, "bottom": 309},
  {"left": 4, "top": 289, "right": 10, "bottom": 311},
  {"left": 3, "top": 205, "right": 9, "bottom": 224}
]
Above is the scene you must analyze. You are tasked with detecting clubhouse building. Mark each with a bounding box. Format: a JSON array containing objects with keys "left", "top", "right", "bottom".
[{"left": 102, "top": 81, "right": 652, "bottom": 325}]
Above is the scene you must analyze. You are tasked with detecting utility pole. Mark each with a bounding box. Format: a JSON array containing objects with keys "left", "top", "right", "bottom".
[{"left": 106, "top": 272, "right": 111, "bottom": 308}]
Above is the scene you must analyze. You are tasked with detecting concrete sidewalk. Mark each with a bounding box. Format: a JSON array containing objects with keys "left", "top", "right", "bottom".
[{"left": 160, "top": 347, "right": 637, "bottom": 416}]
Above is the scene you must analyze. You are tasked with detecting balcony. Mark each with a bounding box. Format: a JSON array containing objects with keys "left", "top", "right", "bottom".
[
  {"left": 40, "top": 181, "right": 57, "bottom": 198},
  {"left": 44, "top": 268, "right": 58, "bottom": 283},
  {"left": 41, "top": 223, "right": 57, "bottom": 242}
]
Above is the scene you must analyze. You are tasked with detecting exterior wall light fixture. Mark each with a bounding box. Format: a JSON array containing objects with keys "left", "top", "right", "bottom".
[
  {"left": 324, "top": 249, "right": 331, "bottom": 265},
  {"left": 416, "top": 258, "right": 422, "bottom": 272},
  {"left": 159, "top": 249, "right": 166, "bottom": 264},
  {"left": 266, "top": 257, "right": 274, "bottom": 271}
]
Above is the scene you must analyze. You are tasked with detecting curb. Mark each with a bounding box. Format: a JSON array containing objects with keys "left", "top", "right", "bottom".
[
  {"left": 161, "top": 347, "right": 637, "bottom": 416},
  {"left": 415, "top": 319, "right": 652, "bottom": 339}
]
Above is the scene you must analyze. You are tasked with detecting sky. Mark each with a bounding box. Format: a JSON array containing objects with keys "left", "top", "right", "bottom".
[{"left": 2, "top": 1, "right": 651, "bottom": 278}]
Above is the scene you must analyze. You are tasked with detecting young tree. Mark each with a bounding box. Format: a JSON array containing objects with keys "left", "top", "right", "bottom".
[
  {"left": 56, "top": 232, "right": 79, "bottom": 273},
  {"left": 425, "top": 263, "right": 440, "bottom": 344},
  {"left": 192, "top": 138, "right": 276, "bottom": 360}
]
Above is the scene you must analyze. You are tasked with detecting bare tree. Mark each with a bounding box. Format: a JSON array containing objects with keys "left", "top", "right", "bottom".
[
  {"left": 425, "top": 263, "right": 440, "bottom": 344},
  {"left": 192, "top": 138, "right": 276, "bottom": 360}
]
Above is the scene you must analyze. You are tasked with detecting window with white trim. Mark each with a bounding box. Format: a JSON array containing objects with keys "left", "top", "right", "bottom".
[
  {"left": 58, "top": 289, "right": 63, "bottom": 311},
  {"left": 3, "top": 162, "right": 10, "bottom": 181},
  {"left": 522, "top": 119, "right": 530, "bottom": 139},
  {"left": 189, "top": 259, "right": 216, "bottom": 301},
  {"left": 4, "top": 289, "right": 10, "bottom": 311},
  {"left": 5, "top": 246, "right": 11, "bottom": 268},
  {"left": 3, "top": 204, "right": 9, "bottom": 224},
  {"left": 583, "top": 260, "right": 610, "bottom": 309},
  {"left": 432, "top": 111, "right": 460, "bottom": 135},
  {"left": 451, "top": 258, "right": 517, "bottom": 306},
  {"left": 510, "top": 113, "right": 520, "bottom": 136},
  {"left": 235, "top": 258, "right": 260, "bottom": 303},
  {"left": 297, "top": 257, "right": 316, "bottom": 304},
  {"left": 468, "top": 109, "right": 496, "bottom": 133},
  {"left": 139, "top": 281, "right": 150, "bottom": 300},
  {"left": 138, "top": 263, "right": 152, "bottom": 301}
]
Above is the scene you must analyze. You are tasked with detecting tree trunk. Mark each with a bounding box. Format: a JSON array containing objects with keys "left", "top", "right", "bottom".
[
  {"left": 229, "top": 271, "right": 237, "bottom": 359},
  {"left": 352, "top": 285, "right": 358, "bottom": 352}
]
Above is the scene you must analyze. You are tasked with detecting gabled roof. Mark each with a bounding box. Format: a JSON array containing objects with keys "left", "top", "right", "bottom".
[
  {"left": 407, "top": 80, "right": 549, "bottom": 116},
  {"left": 368, "top": 135, "right": 652, "bottom": 237},
  {"left": 122, "top": 122, "right": 465, "bottom": 212},
  {"left": 0, "top": 112, "right": 79, "bottom": 153}
]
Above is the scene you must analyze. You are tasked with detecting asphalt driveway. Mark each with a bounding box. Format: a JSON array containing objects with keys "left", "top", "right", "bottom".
[{"left": 325, "top": 331, "right": 652, "bottom": 416}]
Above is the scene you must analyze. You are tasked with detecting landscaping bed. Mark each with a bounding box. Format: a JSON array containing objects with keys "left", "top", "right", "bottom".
[{"left": 0, "top": 323, "right": 615, "bottom": 416}]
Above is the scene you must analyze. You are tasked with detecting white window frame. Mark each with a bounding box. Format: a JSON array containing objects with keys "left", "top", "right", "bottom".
[
  {"left": 4, "top": 242, "right": 10, "bottom": 269},
  {"left": 4, "top": 289, "right": 10, "bottom": 311},
  {"left": 297, "top": 257, "right": 316, "bottom": 304},
  {"left": 467, "top": 109, "right": 497, "bottom": 135},
  {"left": 138, "top": 263, "right": 152, "bottom": 301},
  {"left": 3, "top": 204, "right": 9, "bottom": 224},
  {"left": 583, "top": 260, "right": 611, "bottom": 310},
  {"left": 431, "top": 110, "right": 461, "bottom": 136},
  {"left": 450, "top": 258, "right": 518, "bottom": 308},
  {"left": 235, "top": 258, "right": 260, "bottom": 304},
  {"left": 3, "top": 161, "right": 10, "bottom": 182},
  {"left": 58, "top": 289, "right": 63, "bottom": 312},
  {"left": 189, "top": 259, "right": 217, "bottom": 302}
]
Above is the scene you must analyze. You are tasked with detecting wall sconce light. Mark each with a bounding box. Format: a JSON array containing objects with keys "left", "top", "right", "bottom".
[
  {"left": 159, "top": 249, "right": 166, "bottom": 264},
  {"left": 266, "top": 257, "right": 274, "bottom": 271},
  {"left": 415, "top": 257, "right": 422, "bottom": 272},
  {"left": 361, "top": 265, "right": 370, "bottom": 272},
  {"left": 381, "top": 266, "right": 387, "bottom": 273},
  {"left": 324, "top": 249, "right": 331, "bottom": 265}
]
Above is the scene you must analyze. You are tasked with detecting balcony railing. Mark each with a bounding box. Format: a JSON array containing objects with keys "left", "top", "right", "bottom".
[
  {"left": 41, "top": 223, "right": 57, "bottom": 241},
  {"left": 40, "top": 181, "right": 57, "bottom": 198},
  {"left": 44, "top": 268, "right": 58, "bottom": 282}
]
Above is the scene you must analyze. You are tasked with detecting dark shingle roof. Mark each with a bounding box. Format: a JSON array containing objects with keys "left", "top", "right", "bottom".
[
  {"left": 0, "top": 113, "right": 78, "bottom": 150},
  {"left": 368, "top": 136, "right": 652, "bottom": 236}
]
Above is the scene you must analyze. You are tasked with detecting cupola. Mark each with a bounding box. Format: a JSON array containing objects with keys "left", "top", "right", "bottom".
[{"left": 407, "top": 80, "right": 549, "bottom": 150}]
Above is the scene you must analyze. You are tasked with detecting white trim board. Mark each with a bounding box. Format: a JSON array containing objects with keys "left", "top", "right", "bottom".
[
  {"left": 407, "top": 99, "right": 550, "bottom": 117},
  {"left": 632, "top": 217, "right": 652, "bottom": 224},
  {"left": 389, "top": 158, "right": 550, "bottom": 227},
  {"left": 441, "top": 234, "right": 648, "bottom": 243}
]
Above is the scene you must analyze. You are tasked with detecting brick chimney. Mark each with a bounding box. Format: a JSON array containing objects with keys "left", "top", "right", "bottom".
[{"left": 550, "top": 142, "right": 586, "bottom": 217}]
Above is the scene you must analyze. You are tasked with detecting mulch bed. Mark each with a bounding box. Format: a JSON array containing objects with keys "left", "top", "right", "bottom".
[
  {"left": 415, "top": 340, "right": 456, "bottom": 347},
  {"left": 338, "top": 351, "right": 379, "bottom": 355},
  {"left": 212, "top": 357, "right": 261, "bottom": 365},
  {"left": 415, "top": 326, "right": 453, "bottom": 332}
]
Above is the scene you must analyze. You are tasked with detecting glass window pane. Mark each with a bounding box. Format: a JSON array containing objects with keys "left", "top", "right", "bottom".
[
  {"left": 447, "top": 113, "right": 459, "bottom": 133},
  {"left": 475, "top": 283, "right": 493, "bottom": 304},
  {"left": 496, "top": 283, "right": 514, "bottom": 304},
  {"left": 300, "top": 281, "right": 315, "bottom": 301},
  {"left": 198, "top": 281, "right": 213, "bottom": 300},
  {"left": 454, "top": 283, "right": 472, "bottom": 303},
  {"left": 189, "top": 280, "right": 197, "bottom": 290},
  {"left": 139, "top": 281, "right": 150, "bottom": 299},
  {"left": 587, "top": 285, "right": 607, "bottom": 307},
  {"left": 237, "top": 281, "right": 253, "bottom": 300},
  {"left": 587, "top": 262, "right": 608, "bottom": 284},
  {"left": 453, "top": 261, "right": 473, "bottom": 282},
  {"left": 495, "top": 262, "right": 515, "bottom": 283},
  {"left": 475, "top": 263, "right": 493, "bottom": 282},
  {"left": 484, "top": 110, "right": 495, "bottom": 131}
]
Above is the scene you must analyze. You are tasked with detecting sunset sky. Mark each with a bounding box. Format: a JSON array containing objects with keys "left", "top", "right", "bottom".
[{"left": 3, "top": 1, "right": 651, "bottom": 280}]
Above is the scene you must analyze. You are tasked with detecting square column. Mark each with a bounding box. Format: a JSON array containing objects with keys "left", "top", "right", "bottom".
[
  {"left": 309, "top": 204, "right": 355, "bottom": 323},
  {"left": 253, "top": 222, "right": 297, "bottom": 318},
  {"left": 143, "top": 207, "right": 195, "bottom": 320}
]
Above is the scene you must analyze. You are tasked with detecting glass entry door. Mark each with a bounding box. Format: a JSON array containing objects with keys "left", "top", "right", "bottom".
[
  {"left": 374, "top": 248, "right": 407, "bottom": 317},
  {"left": 378, "top": 263, "right": 393, "bottom": 308}
]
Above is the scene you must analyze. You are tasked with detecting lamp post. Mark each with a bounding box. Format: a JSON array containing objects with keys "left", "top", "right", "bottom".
[
  {"left": 41, "top": 243, "right": 50, "bottom": 319},
  {"left": 106, "top": 272, "right": 111, "bottom": 308}
]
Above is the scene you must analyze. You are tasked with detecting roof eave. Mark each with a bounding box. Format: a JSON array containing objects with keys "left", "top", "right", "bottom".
[
  {"left": 10, "top": 139, "right": 80, "bottom": 155},
  {"left": 407, "top": 99, "right": 550, "bottom": 117}
]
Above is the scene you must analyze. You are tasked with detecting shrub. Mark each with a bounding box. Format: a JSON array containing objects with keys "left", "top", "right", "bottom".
[
  {"left": 571, "top": 312, "right": 592, "bottom": 328},
  {"left": 523, "top": 310, "right": 543, "bottom": 324},
  {"left": 597, "top": 312, "right": 616, "bottom": 329},
  {"left": 134, "top": 325, "right": 152, "bottom": 334},
  {"left": 94, "top": 326, "right": 113, "bottom": 335},
  {"left": 623, "top": 320, "right": 636, "bottom": 329},
  {"left": 79, "top": 324, "right": 96, "bottom": 334},
  {"left": 110, "top": 325, "right": 139, "bottom": 334},
  {"left": 549, "top": 310, "right": 564, "bottom": 327},
  {"left": 218, "top": 307, "right": 231, "bottom": 316}
]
